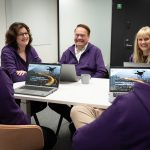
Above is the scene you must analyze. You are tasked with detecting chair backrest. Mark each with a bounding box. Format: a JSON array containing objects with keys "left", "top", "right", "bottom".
[
  {"left": 104, "top": 64, "right": 110, "bottom": 78},
  {"left": 0, "top": 124, "right": 44, "bottom": 150}
]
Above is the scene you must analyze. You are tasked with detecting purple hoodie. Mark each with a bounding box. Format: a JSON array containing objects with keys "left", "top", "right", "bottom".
[
  {"left": 73, "top": 82, "right": 150, "bottom": 150},
  {"left": 0, "top": 67, "right": 30, "bottom": 125},
  {"left": 60, "top": 43, "right": 108, "bottom": 78},
  {"left": 1, "top": 45, "right": 41, "bottom": 82},
  {"left": 129, "top": 54, "right": 133, "bottom": 62}
]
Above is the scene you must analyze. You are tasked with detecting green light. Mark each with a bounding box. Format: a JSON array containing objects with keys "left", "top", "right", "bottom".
[{"left": 117, "top": 3, "right": 123, "bottom": 10}]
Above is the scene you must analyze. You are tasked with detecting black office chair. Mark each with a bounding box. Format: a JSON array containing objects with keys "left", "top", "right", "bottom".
[
  {"left": 33, "top": 114, "right": 40, "bottom": 125},
  {"left": 54, "top": 105, "right": 75, "bottom": 137},
  {"left": 56, "top": 115, "right": 63, "bottom": 136},
  {"left": 30, "top": 102, "right": 47, "bottom": 125}
]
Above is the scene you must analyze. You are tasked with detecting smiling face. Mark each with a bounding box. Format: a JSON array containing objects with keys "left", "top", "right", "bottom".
[
  {"left": 16, "top": 27, "right": 29, "bottom": 49},
  {"left": 74, "top": 27, "right": 90, "bottom": 50},
  {"left": 137, "top": 35, "right": 150, "bottom": 56}
]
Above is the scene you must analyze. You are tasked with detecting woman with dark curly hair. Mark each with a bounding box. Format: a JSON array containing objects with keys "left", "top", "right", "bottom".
[
  {"left": 1, "top": 22, "right": 47, "bottom": 120},
  {"left": 1, "top": 22, "right": 41, "bottom": 82}
]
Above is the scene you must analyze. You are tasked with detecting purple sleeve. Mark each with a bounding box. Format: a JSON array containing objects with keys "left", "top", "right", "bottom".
[
  {"left": 0, "top": 68, "right": 30, "bottom": 125},
  {"left": 72, "top": 98, "right": 122, "bottom": 150},
  {"left": 93, "top": 49, "right": 108, "bottom": 78},
  {"left": 30, "top": 47, "right": 42, "bottom": 63},
  {"left": 59, "top": 51, "right": 67, "bottom": 64},
  {"left": 1, "top": 46, "right": 42, "bottom": 83},
  {"left": 1, "top": 47, "right": 27, "bottom": 82},
  {"left": 129, "top": 54, "right": 133, "bottom": 62}
]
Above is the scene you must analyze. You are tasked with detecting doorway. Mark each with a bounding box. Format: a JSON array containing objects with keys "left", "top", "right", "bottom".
[{"left": 111, "top": 0, "right": 150, "bottom": 66}]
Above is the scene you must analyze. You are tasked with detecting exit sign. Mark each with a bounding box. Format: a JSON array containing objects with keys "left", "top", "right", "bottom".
[{"left": 117, "top": 3, "right": 123, "bottom": 10}]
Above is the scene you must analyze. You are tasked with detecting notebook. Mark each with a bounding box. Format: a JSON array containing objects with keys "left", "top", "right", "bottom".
[
  {"left": 60, "top": 64, "right": 79, "bottom": 82},
  {"left": 123, "top": 62, "right": 150, "bottom": 68},
  {"left": 109, "top": 67, "right": 150, "bottom": 102},
  {"left": 14, "top": 63, "right": 61, "bottom": 97}
]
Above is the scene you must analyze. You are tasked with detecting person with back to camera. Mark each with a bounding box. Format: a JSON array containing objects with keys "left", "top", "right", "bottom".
[
  {"left": 48, "top": 24, "right": 108, "bottom": 134},
  {"left": 129, "top": 26, "right": 150, "bottom": 63},
  {"left": 1, "top": 22, "right": 47, "bottom": 121},
  {"left": 0, "top": 67, "right": 57, "bottom": 150},
  {"left": 72, "top": 78, "right": 150, "bottom": 150}
]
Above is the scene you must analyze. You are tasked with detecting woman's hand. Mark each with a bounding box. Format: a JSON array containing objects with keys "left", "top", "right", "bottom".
[{"left": 16, "top": 70, "right": 27, "bottom": 76}]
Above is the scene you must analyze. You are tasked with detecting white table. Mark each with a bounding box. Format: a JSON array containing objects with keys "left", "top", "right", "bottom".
[{"left": 14, "top": 78, "right": 111, "bottom": 114}]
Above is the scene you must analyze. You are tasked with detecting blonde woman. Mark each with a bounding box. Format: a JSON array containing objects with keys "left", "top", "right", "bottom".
[{"left": 130, "top": 26, "right": 150, "bottom": 63}]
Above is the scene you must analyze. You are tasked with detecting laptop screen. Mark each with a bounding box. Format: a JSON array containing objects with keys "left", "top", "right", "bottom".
[
  {"left": 26, "top": 63, "right": 61, "bottom": 88},
  {"left": 123, "top": 62, "right": 150, "bottom": 68},
  {"left": 110, "top": 67, "right": 150, "bottom": 92}
]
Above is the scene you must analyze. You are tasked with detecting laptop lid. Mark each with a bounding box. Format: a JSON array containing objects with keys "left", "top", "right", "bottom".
[
  {"left": 123, "top": 62, "right": 150, "bottom": 68},
  {"left": 60, "top": 64, "right": 79, "bottom": 82}
]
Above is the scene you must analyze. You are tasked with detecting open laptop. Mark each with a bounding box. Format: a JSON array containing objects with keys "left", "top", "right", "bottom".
[
  {"left": 14, "top": 63, "right": 61, "bottom": 97},
  {"left": 123, "top": 62, "right": 150, "bottom": 68},
  {"left": 109, "top": 67, "right": 150, "bottom": 102},
  {"left": 60, "top": 64, "right": 79, "bottom": 82}
]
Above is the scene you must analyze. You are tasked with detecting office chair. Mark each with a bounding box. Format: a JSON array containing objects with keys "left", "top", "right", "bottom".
[
  {"left": 105, "top": 64, "right": 109, "bottom": 78},
  {"left": 33, "top": 113, "right": 40, "bottom": 125},
  {"left": 56, "top": 115, "right": 63, "bottom": 136},
  {"left": 55, "top": 105, "right": 74, "bottom": 136},
  {"left": 0, "top": 124, "right": 44, "bottom": 150}
]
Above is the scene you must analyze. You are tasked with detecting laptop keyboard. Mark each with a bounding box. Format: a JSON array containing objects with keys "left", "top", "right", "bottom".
[
  {"left": 20, "top": 86, "right": 53, "bottom": 92},
  {"left": 113, "top": 92, "right": 123, "bottom": 97}
]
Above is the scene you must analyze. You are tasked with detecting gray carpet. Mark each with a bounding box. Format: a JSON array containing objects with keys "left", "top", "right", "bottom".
[{"left": 31, "top": 106, "right": 72, "bottom": 150}]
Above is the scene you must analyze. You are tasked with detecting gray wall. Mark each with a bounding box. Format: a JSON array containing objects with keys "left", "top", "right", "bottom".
[{"left": 0, "top": 0, "right": 112, "bottom": 66}]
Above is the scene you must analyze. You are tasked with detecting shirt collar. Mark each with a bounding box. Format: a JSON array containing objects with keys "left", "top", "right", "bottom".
[{"left": 75, "top": 43, "right": 88, "bottom": 54}]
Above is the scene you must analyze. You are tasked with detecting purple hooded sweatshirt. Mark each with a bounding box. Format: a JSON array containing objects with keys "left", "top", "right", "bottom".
[
  {"left": 0, "top": 67, "right": 30, "bottom": 125},
  {"left": 60, "top": 43, "right": 108, "bottom": 78},
  {"left": 73, "top": 82, "right": 150, "bottom": 150},
  {"left": 1, "top": 45, "right": 41, "bottom": 83},
  {"left": 129, "top": 54, "right": 133, "bottom": 62}
]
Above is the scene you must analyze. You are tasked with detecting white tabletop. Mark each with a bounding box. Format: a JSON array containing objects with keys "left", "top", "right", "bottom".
[{"left": 14, "top": 78, "right": 111, "bottom": 109}]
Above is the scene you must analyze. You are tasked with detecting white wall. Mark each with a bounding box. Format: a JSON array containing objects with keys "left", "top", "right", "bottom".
[
  {"left": 0, "top": 0, "right": 7, "bottom": 65},
  {"left": 1, "top": 0, "right": 112, "bottom": 66},
  {"left": 59, "top": 0, "right": 112, "bottom": 66},
  {"left": 4, "top": 0, "right": 58, "bottom": 63}
]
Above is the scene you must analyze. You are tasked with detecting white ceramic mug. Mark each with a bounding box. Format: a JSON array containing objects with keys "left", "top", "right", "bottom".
[{"left": 81, "top": 74, "right": 91, "bottom": 84}]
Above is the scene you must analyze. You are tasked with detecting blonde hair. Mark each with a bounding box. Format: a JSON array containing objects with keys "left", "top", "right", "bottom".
[{"left": 133, "top": 26, "right": 150, "bottom": 63}]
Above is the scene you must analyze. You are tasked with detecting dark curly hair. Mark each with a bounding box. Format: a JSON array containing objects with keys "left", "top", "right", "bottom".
[{"left": 5, "top": 22, "right": 32, "bottom": 49}]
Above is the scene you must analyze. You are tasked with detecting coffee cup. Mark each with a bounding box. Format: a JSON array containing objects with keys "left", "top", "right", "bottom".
[{"left": 81, "top": 74, "right": 91, "bottom": 84}]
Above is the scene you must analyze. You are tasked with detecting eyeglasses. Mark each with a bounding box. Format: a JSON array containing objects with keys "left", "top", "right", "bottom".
[
  {"left": 75, "top": 34, "right": 86, "bottom": 38},
  {"left": 17, "top": 32, "right": 29, "bottom": 37}
]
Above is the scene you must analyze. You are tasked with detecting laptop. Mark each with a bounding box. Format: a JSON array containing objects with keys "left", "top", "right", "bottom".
[
  {"left": 109, "top": 67, "right": 150, "bottom": 102},
  {"left": 60, "top": 64, "right": 79, "bottom": 82},
  {"left": 123, "top": 62, "right": 150, "bottom": 68},
  {"left": 14, "top": 63, "right": 61, "bottom": 97}
]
